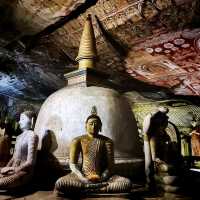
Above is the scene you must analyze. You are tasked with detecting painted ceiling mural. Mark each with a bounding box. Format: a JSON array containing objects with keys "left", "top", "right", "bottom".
[
  {"left": 0, "top": 0, "right": 200, "bottom": 101},
  {"left": 126, "top": 28, "right": 200, "bottom": 96}
]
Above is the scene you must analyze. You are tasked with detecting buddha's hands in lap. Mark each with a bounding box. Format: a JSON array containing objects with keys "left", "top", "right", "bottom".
[
  {"left": 1, "top": 167, "right": 15, "bottom": 175},
  {"left": 79, "top": 174, "right": 100, "bottom": 184},
  {"left": 86, "top": 174, "right": 109, "bottom": 189},
  {"left": 87, "top": 174, "right": 101, "bottom": 183},
  {"left": 79, "top": 174, "right": 108, "bottom": 189}
]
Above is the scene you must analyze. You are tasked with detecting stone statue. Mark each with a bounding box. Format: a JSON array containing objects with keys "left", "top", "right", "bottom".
[
  {"left": 0, "top": 111, "right": 38, "bottom": 189},
  {"left": 143, "top": 106, "right": 169, "bottom": 183},
  {"left": 54, "top": 107, "right": 132, "bottom": 196},
  {"left": 143, "top": 106, "right": 181, "bottom": 192}
]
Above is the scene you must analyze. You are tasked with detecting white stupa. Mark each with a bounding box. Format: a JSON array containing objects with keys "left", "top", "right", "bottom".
[{"left": 34, "top": 16, "right": 143, "bottom": 176}]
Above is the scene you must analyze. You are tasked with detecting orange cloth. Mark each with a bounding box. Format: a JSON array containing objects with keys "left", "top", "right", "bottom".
[{"left": 191, "top": 131, "right": 200, "bottom": 156}]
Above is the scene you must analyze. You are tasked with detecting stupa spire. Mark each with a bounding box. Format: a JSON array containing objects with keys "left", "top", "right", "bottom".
[{"left": 76, "top": 14, "right": 97, "bottom": 69}]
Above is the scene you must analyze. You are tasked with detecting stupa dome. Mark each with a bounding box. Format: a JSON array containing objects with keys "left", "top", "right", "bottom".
[{"left": 35, "top": 86, "right": 142, "bottom": 163}]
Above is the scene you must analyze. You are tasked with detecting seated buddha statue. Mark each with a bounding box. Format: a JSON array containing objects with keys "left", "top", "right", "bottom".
[
  {"left": 143, "top": 106, "right": 181, "bottom": 192},
  {"left": 54, "top": 107, "right": 132, "bottom": 196},
  {"left": 0, "top": 111, "right": 38, "bottom": 189}
]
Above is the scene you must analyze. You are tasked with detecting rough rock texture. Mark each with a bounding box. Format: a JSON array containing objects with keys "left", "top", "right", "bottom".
[{"left": 1, "top": 0, "right": 200, "bottom": 102}]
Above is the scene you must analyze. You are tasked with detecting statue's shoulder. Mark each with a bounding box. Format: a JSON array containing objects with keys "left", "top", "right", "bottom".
[
  {"left": 71, "top": 135, "right": 86, "bottom": 143},
  {"left": 21, "top": 130, "right": 37, "bottom": 138},
  {"left": 28, "top": 131, "right": 39, "bottom": 143},
  {"left": 28, "top": 130, "right": 38, "bottom": 138},
  {"left": 99, "top": 135, "right": 113, "bottom": 143}
]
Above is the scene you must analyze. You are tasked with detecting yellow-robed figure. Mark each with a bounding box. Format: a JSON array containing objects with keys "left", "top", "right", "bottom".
[{"left": 54, "top": 107, "right": 132, "bottom": 195}]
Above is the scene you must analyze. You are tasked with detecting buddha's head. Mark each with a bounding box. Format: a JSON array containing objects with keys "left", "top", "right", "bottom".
[
  {"left": 85, "top": 106, "right": 102, "bottom": 137},
  {"left": 19, "top": 110, "right": 36, "bottom": 131}
]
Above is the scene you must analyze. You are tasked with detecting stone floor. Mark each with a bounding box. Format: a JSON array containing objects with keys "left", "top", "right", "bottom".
[{"left": 0, "top": 184, "right": 197, "bottom": 200}]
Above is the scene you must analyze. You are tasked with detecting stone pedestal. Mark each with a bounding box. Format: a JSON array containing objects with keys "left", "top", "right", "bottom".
[{"left": 64, "top": 68, "right": 121, "bottom": 91}]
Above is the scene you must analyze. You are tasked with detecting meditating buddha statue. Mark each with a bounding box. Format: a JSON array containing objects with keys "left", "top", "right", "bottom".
[
  {"left": 143, "top": 106, "right": 181, "bottom": 192},
  {"left": 0, "top": 111, "right": 38, "bottom": 189},
  {"left": 55, "top": 107, "right": 132, "bottom": 195}
]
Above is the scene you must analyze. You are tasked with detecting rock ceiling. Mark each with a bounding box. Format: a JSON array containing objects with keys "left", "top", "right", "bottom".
[{"left": 0, "top": 0, "right": 200, "bottom": 101}]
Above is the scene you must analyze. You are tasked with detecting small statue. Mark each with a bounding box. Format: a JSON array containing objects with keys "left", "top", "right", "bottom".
[
  {"left": 143, "top": 106, "right": 181, "bottom": 192},
  {"left": 54, "top": 106, "right": 132, "bottom": 196},
  {"left": 0, "top": 111, "right": 38, "bottom": 189},
  {"left": 190, "top": 121, "right": 200, "bottom": 157}
]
